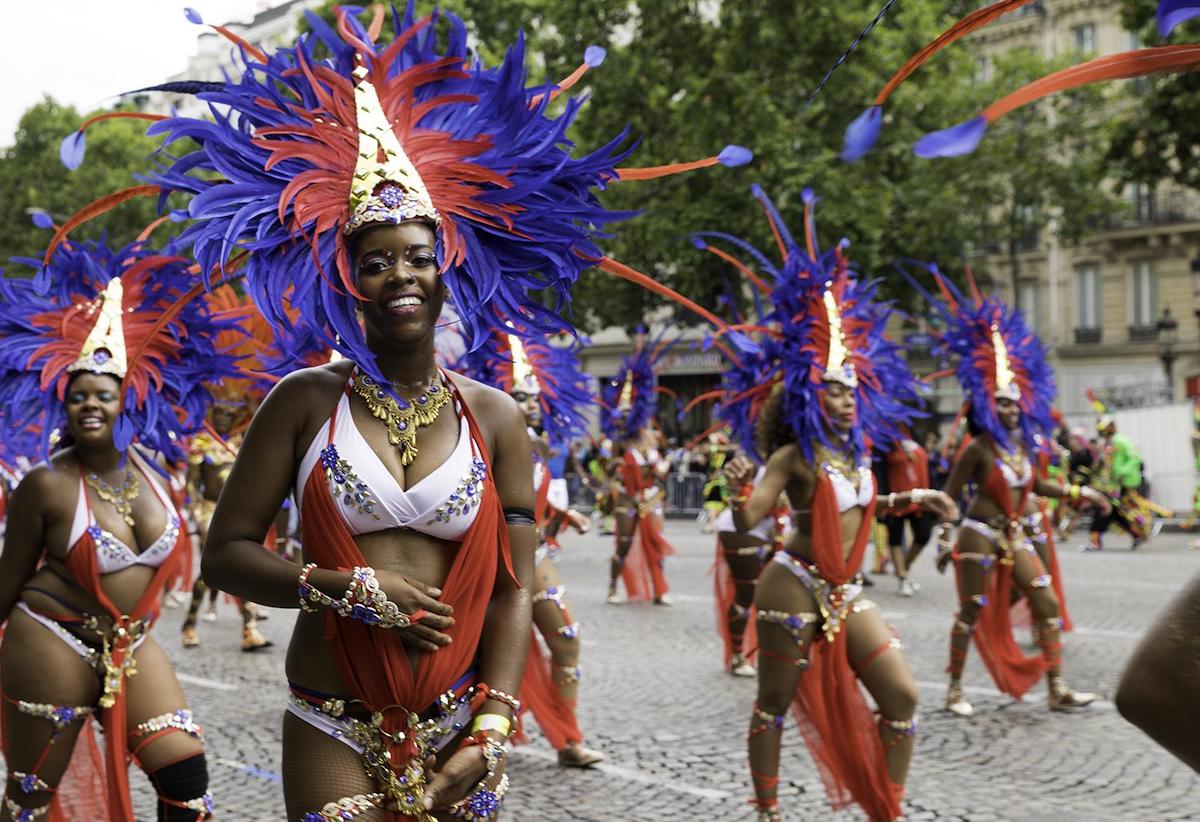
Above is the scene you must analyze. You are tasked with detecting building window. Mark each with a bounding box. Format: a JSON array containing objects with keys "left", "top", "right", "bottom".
[
  {"left": 1072, "top": 23, "right": 1097, "bottom": 53},
  {"left": 1018, "top": 281, "right": 1038, "bottom": 330},
  {"left": 975, "top": 56, "right": 990, "bottom": 83},
  {"left": 1131, "top": 259, "right": 1157, "bottom": 329},
  {"left": 1129, "top": 182, "right": 1157, "bottom": 223},
  {"left": 1076, "top": 264, "right": 1101, "bottom": 331}
]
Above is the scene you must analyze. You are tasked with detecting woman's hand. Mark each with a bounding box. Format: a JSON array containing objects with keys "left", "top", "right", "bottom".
[
  {"left": 1081, "top": 487, "right": 1112, "bottom": 515},
  {"left": 374, "top": 570, "right": 455, "bottom": 652},
  {"left": 916, "top": 489, "right": 959, "bottom": 523},
  {"left": 421, "top": 743, "right": 501, "bottom": 813},
  {"left": 723, "top": 455, "right": 756, "bottom": 490}
]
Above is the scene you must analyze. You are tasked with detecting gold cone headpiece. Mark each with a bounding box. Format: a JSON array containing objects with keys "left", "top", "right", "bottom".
[
  {"left": 991, "top": 324, "right": 1020, "bottom": 401},
  {"left": 821, "top": 285, "right": 857, "bottom": 388},
  {"left": 70, "top": 277, "right": 127, "bottom": 378},
  {"left": 508, "top": 334, "right": 540, "bottom": 394},
  {"left": 617, "top": 371, "right": 634, "bottom": 411},
  {"left": 343, "top": 65, "right": 439, "bottom": 235}
]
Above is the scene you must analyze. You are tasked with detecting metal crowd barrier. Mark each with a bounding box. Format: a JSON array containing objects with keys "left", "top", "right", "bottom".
[{"left": 564, "top": 471, "right": 709, "bottom": 517}]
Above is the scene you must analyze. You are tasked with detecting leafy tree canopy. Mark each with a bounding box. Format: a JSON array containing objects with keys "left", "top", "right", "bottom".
[
  {"left": 0, "top": 99, "right": 186, "bottom": 271},
  {"left": 1110, "top": 0, "right": 1200, "bottom": 192}
]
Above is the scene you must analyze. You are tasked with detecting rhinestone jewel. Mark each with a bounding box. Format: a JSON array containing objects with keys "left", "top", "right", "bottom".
[{"left": 321, "top": 445, "right": 381, "bottom": 520}]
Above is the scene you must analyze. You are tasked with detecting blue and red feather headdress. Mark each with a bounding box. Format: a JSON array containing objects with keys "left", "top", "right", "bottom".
[
  {"left": 599, "top": 330, "right": 678, "bottom": 445},
  {"left": 0, "top": 237, "right": 240, "bottom": 463},
  {"left": 445, "top": 323, "right": 594, "bottom": 451},
  {"left": 60, "top": 3, "right": 751, "bottom": 403},
  {"left": 903, "top": 263, "right": 1056, "bottom": 454},
  {"left": 692, "top": 186, "right": 923, "bottom": 462}
]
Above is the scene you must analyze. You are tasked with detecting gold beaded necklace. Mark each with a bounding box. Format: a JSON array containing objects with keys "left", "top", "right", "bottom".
[
  {"left": 351, "top": 369, "right": 451, "bottom": 466},
  {"left": 996, "top": 443, "right": 1029, "bottom": 479},
  {"left": 85, "top": 468, "right": 140, "bottom": 527},
  {"left": 815, "top": 443, "right": 860, "bottom": 489}
]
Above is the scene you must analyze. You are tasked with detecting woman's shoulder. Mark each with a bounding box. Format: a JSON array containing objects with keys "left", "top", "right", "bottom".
[
  {"left": 266, "top": 361, "right": 353, "bottom": 408},
  {"left": 768, "top": 442, "right": 812, "bottom": 476},
  {"left": 19, "top": 453, "right": 77, "bottom": 497},
  {"left": 445, "top": 371, "right": 520, "bottom": 422}
]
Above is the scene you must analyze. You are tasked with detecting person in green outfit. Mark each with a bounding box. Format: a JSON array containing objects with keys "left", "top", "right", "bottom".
[{"left": 1087, "top": 417, "right": 1156, "bottom": 551}]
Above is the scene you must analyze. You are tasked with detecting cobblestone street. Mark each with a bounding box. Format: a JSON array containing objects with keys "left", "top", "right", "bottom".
[{"left": 48, "top": 522, "right": 1200, "bottom": 820}]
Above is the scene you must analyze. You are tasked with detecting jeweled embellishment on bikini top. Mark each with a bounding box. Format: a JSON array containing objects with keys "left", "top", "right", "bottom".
[
  {"left": 425, "top": 457, "right": 487, "bottom": 526},
  {"left": 320, "top": 443, "right": 381, "bottom": 520}
]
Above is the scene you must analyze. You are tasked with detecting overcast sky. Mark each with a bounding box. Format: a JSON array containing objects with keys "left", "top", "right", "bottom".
[{"left": 0, "top": 1, "right": 281, "bottom": 148}]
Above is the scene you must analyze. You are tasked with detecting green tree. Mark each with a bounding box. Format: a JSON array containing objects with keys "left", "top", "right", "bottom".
[
  {"left": 0, "top": 98, "right": 180, "bottom": 270},
  {"left": 309, "top": 1, "right": 1123, "bottom": 327},
  {"left": 1109, "top": 0, "right": 1200, "bottom": 191}
]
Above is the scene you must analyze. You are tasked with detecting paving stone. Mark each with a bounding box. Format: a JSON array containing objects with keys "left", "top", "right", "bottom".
[{"left": 4, "top": 522, "right": 1198, "bottom": 820}]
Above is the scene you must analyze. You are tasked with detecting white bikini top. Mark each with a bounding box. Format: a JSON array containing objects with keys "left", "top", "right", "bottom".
[
  {"left": 820, "top": 460, "right": 875, "bottom": 513},
  {"left": 297, "top": 390, "right": 487, "bottom": 541},
  {"left": 714, "top": 466, "right": 776, "bottom": 539},
  {"left": 68, "top": 453, "right": 181, "bottom": 575},
  {"left": 629, "top": 447, "right": 660, "bottom": 466},
  {"left": 995, "top": 452, "right": 1032, "bottom": 489}
]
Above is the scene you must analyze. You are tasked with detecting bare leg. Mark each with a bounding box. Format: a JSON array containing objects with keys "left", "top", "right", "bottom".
[
  {"left": 180, "top": 576, "right": 207, "bottom": 647},
  {"left": 282, "top": 712, "right": 386, "bottom": 821},
  {"left": 0, "top": 608, "right": 100, "bottom": 822},
  {"left": 748, "top": 561, "right": 817, "bottom": 820},
  {"left": 945, "top": 528, "right": 994, "bottom": 717},
  {"left": 607, "top": 508, "right": 635, "bottom": 601},
  {"left": 847, "top": 605, "right": 918, "bottom": 785},
  {"left": 1012, "top": 548, "right": 1095, "bottom": 709},
  {"left": 126, "top": 638, "right": 210, "bottom": 819},
  {"left": 532, "top": 557, "right": 603, "bottom": 766},
  {"left": 719, "top": 532, "right": 768, "bottom": 674}
]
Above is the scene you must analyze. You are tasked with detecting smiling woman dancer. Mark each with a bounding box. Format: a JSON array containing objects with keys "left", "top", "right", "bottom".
[
  {"left": 87, "top": 5, "right": 752, "bottom": 818},
  {"left": 0, "top": 237, "right": 236, "bottom": 822},
  {"left": 708, "top": 188, "right": 957, "bottom": 822},
  {"left": 909, "top": 268, "right": 1109, "bottom": 718}
]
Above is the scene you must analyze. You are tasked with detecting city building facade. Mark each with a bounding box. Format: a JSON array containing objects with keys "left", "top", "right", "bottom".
[{"left": 959, "top": 0, "right": 1200, "bottom": 426}]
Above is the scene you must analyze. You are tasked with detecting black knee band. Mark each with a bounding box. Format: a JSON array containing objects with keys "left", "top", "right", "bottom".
[{"left": 150, "top": 753, "right": 210, "bottom": 821}]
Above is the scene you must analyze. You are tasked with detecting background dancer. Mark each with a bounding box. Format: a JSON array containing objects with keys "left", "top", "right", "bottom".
[
  {"left": 876, "top": 429, "right": 935, "bottom": 597},
  {"left": 0, "top": 236, "right": 237, "bottom": 822},
  {"left": 1086, "top": 403, "right": 1162, "bottom": 551},
  {"left": 179, "top": 372, "right": 272, "bottom": 652},
  {"left": 908, "top": 266, "right": 1108, "bottom": 718},
  {"left": 449, "top": 328, "right": 604, "bottom": 768},
  {"left": 706, "top": 186, "right": 955, "bottom": 822},
  {"left": 600, "top": 335, "right": 678, "bottom": 606}
]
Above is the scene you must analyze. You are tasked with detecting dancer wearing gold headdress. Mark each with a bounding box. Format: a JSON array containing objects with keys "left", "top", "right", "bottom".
[
  {"left": 911, "top": 269, "right": 1110, "bottom": 717},
  {"left": 93, "top": 5, "right": 750, "bottom": 816},
  {"left": 0, "top": 238, "right": 237, "bottom": 821},
  {"left": 713, "top": 187, "right": 956, "bottom": 822},
  {"left": 600, "top": 336, "right": 677, "bottom": 606}
]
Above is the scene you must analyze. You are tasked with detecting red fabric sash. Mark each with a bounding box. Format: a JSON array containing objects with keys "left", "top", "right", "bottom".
[
  {"left": 790, "top": 474, "right": 901, "bottom": 822},
  {"left": 711, "top": 535, "right": 757, "bottom": 666},
  {"left": 533, "top": 460, "right": 563, "bottom": 548},
  {"left": 620, "top": 449, "right": 647, "bottom": 496},
  {"left": 617, "top": 449, "right": 674, "bottom": 600},
  {"left": 299, "top": 381, "right": 516, "bottom": 821},
  {"left": 619, "top": 513, "right": 674, "bottom": 601},
  {"left": 62, "top": 462, "right": 189, "bottom": 822},
  {"left": 970, "top": 447, "right": 1049, "bottom": 698}
]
